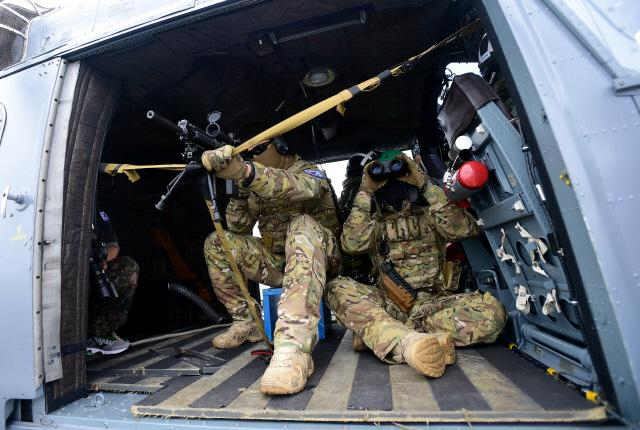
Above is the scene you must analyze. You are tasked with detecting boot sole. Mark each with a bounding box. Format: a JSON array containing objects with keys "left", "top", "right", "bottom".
[
  {"left": 407, "top": 337, "right": 445, "bottom": 378},
  {"left": 212, "top": 334, "right": 262, "bottom": 349},
  {"left": 260, "top": 383, "right": 306, "bottom": 395},
  {"left": 87, "top": 346, "right": 128, "bottom": 355},
  {"left": 439, "top": 334, "right": 456, "bottom": 365},
  {"left": 260, "top": 358, "right": 314, "bottom": 395}
]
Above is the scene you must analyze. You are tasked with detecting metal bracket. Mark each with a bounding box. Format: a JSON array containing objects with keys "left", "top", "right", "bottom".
[
  {"left": 1, "top": 186, "right": 31, "bottom": 218},
  {"left": 476, "top": 269, "right": 501, "bottom": 290},
  {"left": 613, "top": 76, "right": 640, "bottom": 96}
]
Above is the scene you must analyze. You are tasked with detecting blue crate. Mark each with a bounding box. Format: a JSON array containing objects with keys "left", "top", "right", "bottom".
[{"left": 262, "top": 287, "right": 331, "bottom": 342}]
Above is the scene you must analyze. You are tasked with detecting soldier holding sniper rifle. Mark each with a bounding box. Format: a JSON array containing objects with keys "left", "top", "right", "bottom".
[{"left": 148, "top": 112, "right": 342, "bottom": 396}]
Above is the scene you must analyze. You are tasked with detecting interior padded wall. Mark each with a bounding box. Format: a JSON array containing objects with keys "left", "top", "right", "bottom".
[
  {"left": 46, "top": 64, "right": 121, "bottom": 412},
  {"left": 87, "top": 0, "right": 473, "bottom": 163},
  {"left": 43, "top": 61, "right": 82, "bottom": 383}
]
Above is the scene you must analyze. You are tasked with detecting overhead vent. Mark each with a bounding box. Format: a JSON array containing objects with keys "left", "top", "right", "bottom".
[{"left": 248, "top": 7, "right": 368, "bottom": 57}]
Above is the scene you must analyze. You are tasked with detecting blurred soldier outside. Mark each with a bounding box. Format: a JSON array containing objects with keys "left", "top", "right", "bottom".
[{"left": 87, "top": 208, "right": 139, "bottom": 355}]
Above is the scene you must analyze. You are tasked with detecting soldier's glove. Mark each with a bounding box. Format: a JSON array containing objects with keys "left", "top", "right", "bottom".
[
  {"left": 201, "top": 145, "right": 247, "bottom": 181},
  {"left": 360, "top": 161, "right": 388, "bottom": 194},
  {"left": 202, "top": 145, "right": 233, "bottom": 171},
  {"left": 396, "top": 153, "right": 427, "bottom": 189},
  {"left": 218, "top": 155, "right": 247, "bottom": 181}
]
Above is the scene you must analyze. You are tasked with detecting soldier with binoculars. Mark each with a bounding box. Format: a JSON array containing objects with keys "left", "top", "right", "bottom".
[{"left": 326, "top": 150, "right": 506, "bottom": 378}]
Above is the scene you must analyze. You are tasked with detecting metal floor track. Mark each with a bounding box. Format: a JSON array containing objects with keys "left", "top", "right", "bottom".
[{"left": 87, "top": 326, "right": 606, "bottom": 423}]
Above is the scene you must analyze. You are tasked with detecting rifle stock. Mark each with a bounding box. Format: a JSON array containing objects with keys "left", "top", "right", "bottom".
[{"left": 382, "top": 273, "right": 415, "bottom": 313}]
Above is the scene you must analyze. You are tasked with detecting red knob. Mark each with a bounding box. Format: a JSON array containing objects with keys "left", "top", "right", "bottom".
[{"left": 457, "top": 161, "right": 489, "bottom": 190}]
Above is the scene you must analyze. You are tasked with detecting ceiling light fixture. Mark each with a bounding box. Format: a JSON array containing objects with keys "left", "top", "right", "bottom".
[{"left": 302, "top": 67, "right": 337, "bottom": 88}]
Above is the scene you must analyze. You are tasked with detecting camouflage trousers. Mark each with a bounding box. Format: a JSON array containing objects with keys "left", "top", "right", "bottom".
[
  {"left": 204, "top": 214, "right": 341, "bottom": 353},
  {"left": 89, "top": 256, "right": 139, "bottom": 337},
  {"left": 325, "top": 276, "right": 507, "bottom": 362}
]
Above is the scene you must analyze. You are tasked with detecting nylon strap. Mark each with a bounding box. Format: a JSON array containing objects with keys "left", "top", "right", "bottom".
[
  {"left": 204, "top": 199, "right": 273, "bottom": 351},
  {"left": 100, "top": 162, "right": 186, "bottom": 182}
]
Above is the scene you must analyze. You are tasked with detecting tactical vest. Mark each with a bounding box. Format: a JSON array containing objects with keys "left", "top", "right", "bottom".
[
  {"left": 373, "top": 203, "right": 446, "bottom": 291},
  {"left": 251, "top": 159, "right": 340, "bottom": 254}
]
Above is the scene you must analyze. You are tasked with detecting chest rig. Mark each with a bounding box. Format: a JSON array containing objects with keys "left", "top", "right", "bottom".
[{"left": 374, "top": 202, "right": 445, "bottom": 290}]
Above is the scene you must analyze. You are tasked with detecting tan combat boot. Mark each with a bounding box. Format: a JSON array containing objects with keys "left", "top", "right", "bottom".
[
  {"left": 260, "top": 346, "right": 314, "bottom": 395},
  {"left": 399, "top": 332, "right": 445, "bottom": 378},
  {"left": 435, "top": 332, "right": 456, "bottom": 365},
  {"left": 212, "top": 321, "right": 261, "bottom": 349},
  {"left": 351, "top": 332, "right": 366, "bottom": 352}
]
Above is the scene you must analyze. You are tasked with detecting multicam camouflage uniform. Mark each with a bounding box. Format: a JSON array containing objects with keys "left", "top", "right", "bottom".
[
  {"left": 204, "top": 155, "right": 341, "bottom": 353},
  {"left": 338, "top": 176, "right": 362, "bottom": 220},
  {"left": 326, "top": 183, "right": 506, "bottom": 362},
  {"left": 89, "top": 209, "right": 140, "bottom": 338},
  {"left": 89, "top": 257, "right": 139, "bottom": 337},
  {"left": 338, "top": 175, "right": 373, "bottom": 284}
]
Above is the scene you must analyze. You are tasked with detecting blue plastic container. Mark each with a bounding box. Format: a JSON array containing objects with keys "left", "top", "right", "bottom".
[{"left": 262, "top": 287, "right": 331, "bottom": 342}]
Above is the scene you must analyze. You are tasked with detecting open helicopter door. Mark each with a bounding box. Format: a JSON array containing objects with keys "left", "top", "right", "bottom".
[
  {"left": 0, "top": 58, "right": 70, "bottom": 424},
  {"left": 40, "top": 64, "right": 121, "bottom": 413}
]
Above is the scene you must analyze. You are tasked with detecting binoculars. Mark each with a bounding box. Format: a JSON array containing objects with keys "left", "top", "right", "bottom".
[{"left": 368, "top": 157, "right": 408, "bottom": 181}]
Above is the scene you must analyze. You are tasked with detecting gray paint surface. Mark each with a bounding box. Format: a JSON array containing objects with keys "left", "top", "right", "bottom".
[
  {"left": 483, "top": 0, "right": 640, "bottom": 423},
  {"left": 2, "top": 0, "right": 232, "bottom": 78},
  {"left": 6, "top": 391, "right": 625, "bottom": 430},
  {"left": 456, "top": 99, "right": 593, "bottom": 385},
  {"left": 0, "top": 59, "right": 64, "bottom": 409},
  {"left": 35, "top": 0, "right": 196, "bottom": 57}
]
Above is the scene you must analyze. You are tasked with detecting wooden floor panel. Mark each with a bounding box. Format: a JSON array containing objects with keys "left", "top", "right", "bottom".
[{"left": 88, "top": 326, "right": 606, "bottom": 423}]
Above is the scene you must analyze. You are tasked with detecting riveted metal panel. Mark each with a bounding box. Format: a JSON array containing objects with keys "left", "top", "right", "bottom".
[
  {"left": 480, "top": 0, "right": 640, "bottom": 423},
  {"left": 0, "top": 58, "right": 65, "bottom": 408}
]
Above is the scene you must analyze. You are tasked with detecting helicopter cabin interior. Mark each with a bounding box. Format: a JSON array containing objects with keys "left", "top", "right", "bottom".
[{"left": 35, "top": 0, "right": 612, "bottom": 425}]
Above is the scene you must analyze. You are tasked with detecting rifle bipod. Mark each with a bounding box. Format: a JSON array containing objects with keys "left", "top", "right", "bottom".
[{"left": 154, "top": 164, "right": 273, "bottom": 351}]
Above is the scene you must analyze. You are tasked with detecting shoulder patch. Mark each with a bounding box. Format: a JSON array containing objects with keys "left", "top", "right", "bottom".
[
  {"left": 303, "top": 169, "right": 326, "bottom": 179},
  {"left": 99, "top": 211, "right": 110, "bottom": 222}
]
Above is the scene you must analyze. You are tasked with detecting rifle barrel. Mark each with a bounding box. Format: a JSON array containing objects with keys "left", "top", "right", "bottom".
[{"left": 147, "top": 110, "right": 183, "bottom": 134}]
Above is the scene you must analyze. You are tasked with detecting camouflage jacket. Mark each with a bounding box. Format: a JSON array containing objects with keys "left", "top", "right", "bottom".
[
  {"left": 225, "top": 155, "right": 340, "bottom": 254},
  {"left": 338, "top": 176, "right": 362, "bottom": 219},
  {"left": 341, "top": 183, "right": 481, "bottom": 291}
]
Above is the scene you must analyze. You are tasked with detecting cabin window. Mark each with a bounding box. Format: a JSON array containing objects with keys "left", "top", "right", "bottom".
[{"left": 439, "top": 62, "right": 480, "bottom": 104}]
